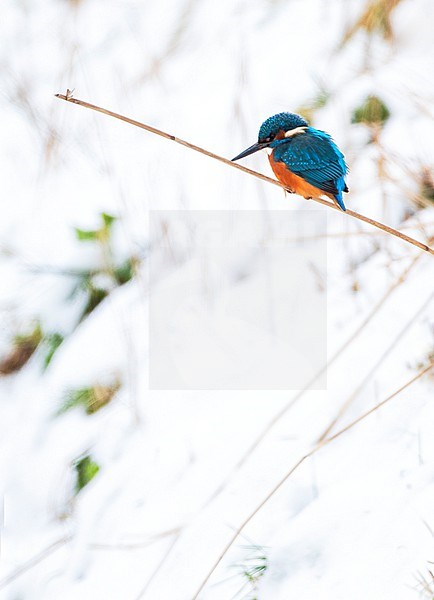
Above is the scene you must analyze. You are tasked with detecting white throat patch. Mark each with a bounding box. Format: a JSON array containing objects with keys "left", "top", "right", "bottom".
[{"left": 284, "top": 126, "right": 307, "bottom": 138}]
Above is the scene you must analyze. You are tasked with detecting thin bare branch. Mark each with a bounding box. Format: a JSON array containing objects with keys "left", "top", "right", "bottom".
[
  {"left": 192, "top": 361, "right": 434, "bottom": 599},
  {"left": 134, "top": 532, "right": 182, "bottom": 599},
  {"left": 202, "top": 248, "right": 426, "bottom": 507},
  {"left": 317, "top": 286, "right": 434, "bottom": 441},
  {"left": 89, "top": 526, "right": 181, "bottom": 551},
  {"left": 54, "top": 92, "right": 434, "bottom": 256},
  {"left": 126, "top": 243, "right": 427, "bottom": 594},
  {"left": 0, "top": 536, "right": 72, "bottom": 591}
]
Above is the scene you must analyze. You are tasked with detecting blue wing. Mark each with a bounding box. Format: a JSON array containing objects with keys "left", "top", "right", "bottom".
[{"left": 273, "top": 128, "right": 348, "bottom": 207}]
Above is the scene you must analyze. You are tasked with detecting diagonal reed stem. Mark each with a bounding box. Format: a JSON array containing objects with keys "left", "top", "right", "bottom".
[
  {"left": 192, "top": 360, "right": 434, "bottom": 599},
  {"left": 202, "top": 244, "right": 428, "bottom": 510},
  {"left": 54, "top": 92, "right": 434, "bottom": 256},
  {"left": 317, "top": 286, "right": 434, "bottom": 442}
]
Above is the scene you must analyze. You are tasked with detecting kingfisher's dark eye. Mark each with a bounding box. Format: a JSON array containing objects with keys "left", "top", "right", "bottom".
[{"left": 262, "top": 135, "right": 273, "bottom": 143}]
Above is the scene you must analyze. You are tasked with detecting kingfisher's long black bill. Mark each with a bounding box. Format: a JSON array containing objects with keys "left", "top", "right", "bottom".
[{"left": 231, "top": 142, "right": 268, "bottom": 161}]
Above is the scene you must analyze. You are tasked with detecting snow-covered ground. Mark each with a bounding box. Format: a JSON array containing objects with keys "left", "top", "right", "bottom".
[{"left": 1, "top": 0, "right": 434, "bottom": 598}]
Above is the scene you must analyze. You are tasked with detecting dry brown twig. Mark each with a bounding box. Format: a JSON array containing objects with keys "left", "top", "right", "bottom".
[
  {"left": 54, "top": 92, "right": 434, "bottom": 256},
  {"left": 54, "top": 91, "right": 434, "bottom": 598}
]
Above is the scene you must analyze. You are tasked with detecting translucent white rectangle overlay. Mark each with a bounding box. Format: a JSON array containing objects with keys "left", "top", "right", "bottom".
[{"left": 149, "top": 210, "right": 327, "bottom": 390}]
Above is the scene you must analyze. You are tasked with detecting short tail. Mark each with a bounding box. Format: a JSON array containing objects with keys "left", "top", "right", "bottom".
[
  {"left": 334, "top": 177, "right": 348, "bottom": 211},
  {"left": 334, "top": 192, "right": 346, "bottom": 211}
]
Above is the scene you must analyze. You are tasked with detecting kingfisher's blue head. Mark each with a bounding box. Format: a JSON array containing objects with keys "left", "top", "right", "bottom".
[{"left": 232, "top": 112, "right": 309, "bottom": 161}]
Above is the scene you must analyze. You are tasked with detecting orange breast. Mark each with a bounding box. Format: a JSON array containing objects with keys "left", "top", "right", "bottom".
[{"left": 269, "top": 155, "right": 333, "bottom": 200}]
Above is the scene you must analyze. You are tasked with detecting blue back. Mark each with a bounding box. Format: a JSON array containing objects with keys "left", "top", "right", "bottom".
[{"left": 261, "top": 115, "right": 348, "bottom": 209}]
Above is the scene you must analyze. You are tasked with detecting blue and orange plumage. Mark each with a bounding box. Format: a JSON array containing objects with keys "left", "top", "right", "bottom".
[{"left": 232, "top": 112, "right": 349, "bottom": 211}]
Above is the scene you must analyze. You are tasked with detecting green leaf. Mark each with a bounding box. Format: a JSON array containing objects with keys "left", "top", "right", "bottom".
[
  {"left": 101, "top": 212, "right": 116, "bottom": 229},
  {"left": 43, "top": 333, "right": 64, "bottom": 369},
  {"left": 75, "top": 228, "right": 98, "bottom": 242},
  {"left": 231, "top": 544, "right": 269, "bottom": 595},
  {"left": 114, "top": 258, "right": 135, "bottom": 285},
  {"left": 74, "top": 454, "right": 100, "bottom": 493},
  {"left": 57, "top": 382, "right": 121, "bottom": 416},
  {"left": 81, "top": 286, "right": 109, "bottom": 320},
  {"left": 57, "top": 387, "right": 93, "bottom": 415},
  {"left": 352, "top": 95, "right": 390, "bottom": 126}
]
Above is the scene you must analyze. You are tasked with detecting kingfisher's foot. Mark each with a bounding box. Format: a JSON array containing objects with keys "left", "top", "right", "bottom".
[
  {"left": 285, "top": 187, "right": 295, "bottom": 194},
  {"left": 304, "top": 196, "right": 313, "bottom": 200}
]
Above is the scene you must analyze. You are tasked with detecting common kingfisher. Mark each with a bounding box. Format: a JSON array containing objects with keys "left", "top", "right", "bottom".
[{"left": 232, "top": 112, "right": 348, "bottom": 211}]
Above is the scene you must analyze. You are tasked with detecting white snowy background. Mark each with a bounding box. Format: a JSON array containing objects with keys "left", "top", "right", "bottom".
[{"left": 1, "top": 0, "right": 434, "bottom": 598}]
